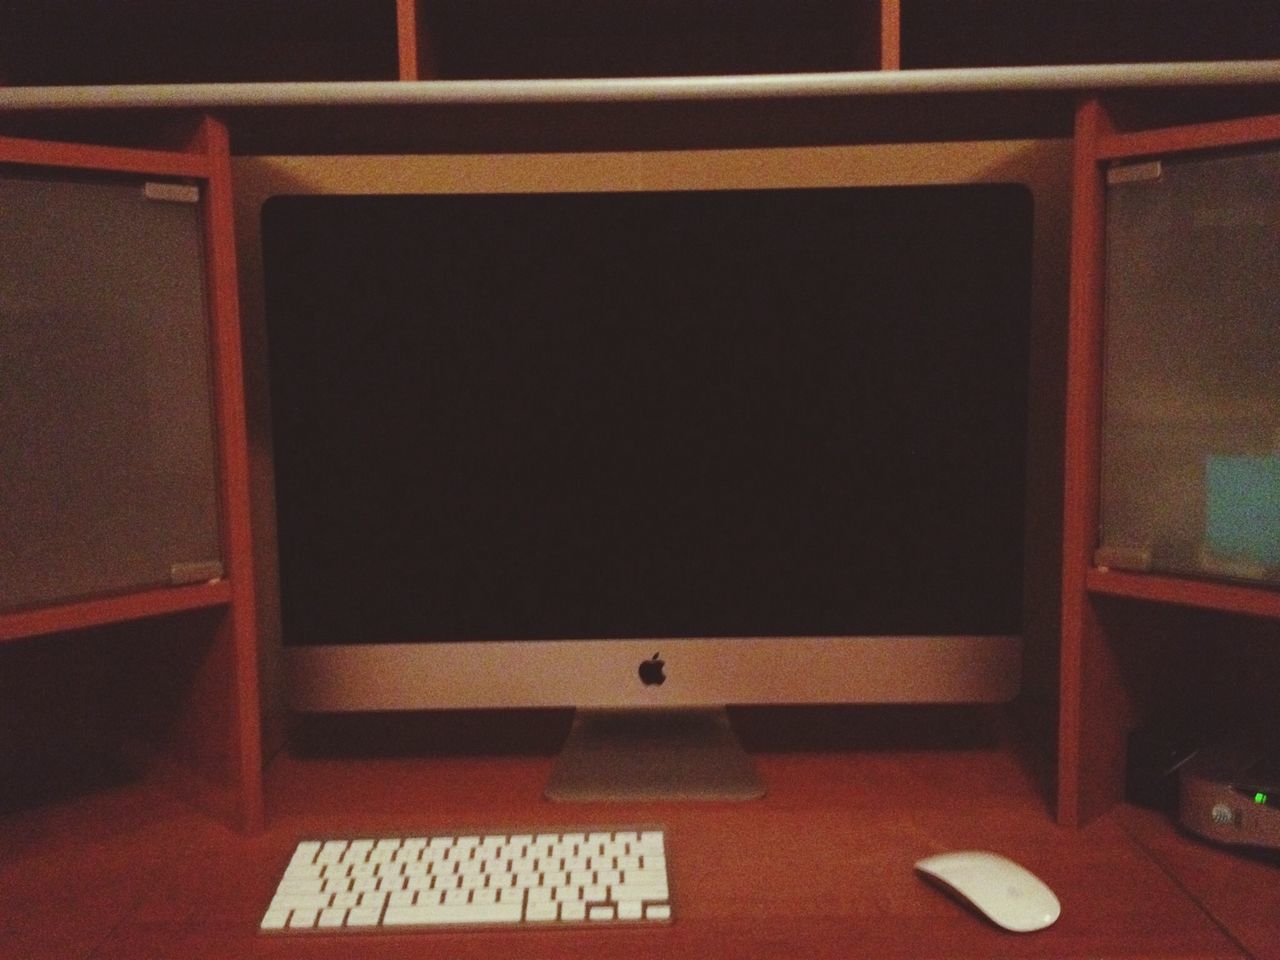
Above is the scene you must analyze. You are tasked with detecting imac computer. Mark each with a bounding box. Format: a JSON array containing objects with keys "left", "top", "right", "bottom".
[{"left": 257, "top": 153, "right": 1036, "bottom": 801}]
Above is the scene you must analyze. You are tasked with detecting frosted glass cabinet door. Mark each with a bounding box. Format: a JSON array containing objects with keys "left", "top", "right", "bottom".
[
  {"left": 0, "top": 172, "right": 222, "bottom": 610},
  {"left": 1099, "top": 145, "right": 1280, "bottom": 584}
]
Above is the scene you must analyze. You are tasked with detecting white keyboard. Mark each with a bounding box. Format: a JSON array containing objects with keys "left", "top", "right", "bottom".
[{"left": 260, "top": 828, "right": 672, "bottom": 932}]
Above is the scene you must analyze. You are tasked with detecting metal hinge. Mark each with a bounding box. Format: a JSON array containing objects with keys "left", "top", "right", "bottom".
[
  {"left": 144, "top": 182, "right": 200, "bottom": 203},
  {"left": 1106, "top": 161, "right": 1163, "bottom": 186}
]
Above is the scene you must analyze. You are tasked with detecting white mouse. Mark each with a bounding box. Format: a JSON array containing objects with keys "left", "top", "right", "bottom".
[{"left": 914, "top": 850, "right": 1061, "bottom": 933}]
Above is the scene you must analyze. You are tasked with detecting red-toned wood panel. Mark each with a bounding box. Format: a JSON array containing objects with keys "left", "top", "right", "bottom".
[
  {"left": 396, "top": 0, "right": 421, "bottom": 80},
  {"left": 1058, "top": 96, "right": 1120, "bottom": 827},
  {"left": 190, "top": 114, "right": 265, "bottom": 833},
  {"left": 880, "top": 0, "right": 902, "bottom": 70},
  {"left": 0, "top": 133, "right": 210, "bottom": 179},
  {"left": 1087, "top": 569, "right": 1280, "bottom": 620},
  {"left": 0, "top": 582, "right": 233, "bottom": 644},
  {"left": 1097, "top": 111, "right": 1280, "bottom": 160},
  {"left": 0, "top": 712, "right": 1253, "bottom": 959}
]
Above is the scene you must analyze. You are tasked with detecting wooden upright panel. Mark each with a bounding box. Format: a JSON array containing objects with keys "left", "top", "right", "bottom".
[
  {"left": 397, "top": 0, "right": 438, "bottom": 80},
  {"left": 188, "top": 114, "right": 264, "bottom": 833},
  {"left": 1058, "top": 97, "right": 1122, "bottom": 826},
  {"left": 881, "top": 0, "right": 902, "bottom": 69},
  {"left": 396, "top": 0, "right": 420, "bottom": 80}
]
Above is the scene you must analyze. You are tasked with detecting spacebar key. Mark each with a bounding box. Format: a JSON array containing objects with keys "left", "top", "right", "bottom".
[{"left": 382, "top": 903, "right": 525, "bottom": 926}]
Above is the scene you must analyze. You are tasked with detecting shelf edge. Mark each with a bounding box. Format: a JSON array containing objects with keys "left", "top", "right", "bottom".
[
  {"left": 1, "top": 62, "right": 1279, "bottom": 111},
  {"left": 0, "top": 581, "right": 235, "bottom": 643},
  {"left": 1086, "top": 568, "right": 1280, "bottom": 619}
]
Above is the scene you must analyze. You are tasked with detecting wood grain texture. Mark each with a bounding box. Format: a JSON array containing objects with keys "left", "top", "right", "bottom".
[
  {"left": 1058, "top": 96, "right": 1116, "bottom": 828},
  {"left": 1088, "top": 569, "right": 1280, "bottom": 620},
  {"left": 396, "top": 0, "right": 420, "bottom": 81},
  {"left": 1098, "top": 111, "right": 1280, "bottom": 160},
  {"left": 880, "top": 0, "right": 902, "bottom": 70},
  {"left": 1118, "top": 805, "right": 1280, "bottom": 960},
  {"left": 0, "top": 582, "right": 232, "bottom": 644},
  {"left": 195, "top": 113, "right": 265, "bottom": 833},
  {"left": 0, "top": 132, "right": 211, "bottom": 178},
  {"left": 0, "top": 708, "right": 1256, "bottom": 959}
]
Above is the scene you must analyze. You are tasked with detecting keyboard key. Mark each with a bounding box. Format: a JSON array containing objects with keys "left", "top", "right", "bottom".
[
  {"left": 270, "top": 892, "right": 332, "bottom": 911},
  {"left": 616, "top": 881, "right": 669, "bottom": 902},
  {"left": 617, "top": 901, "right": 643, "bottom": 920},
  {"left": 277, "top": 878, "right": 324, "bottom": 895},
  {"left": 526, "top": 902, "right": 559, "bottom": 922},
  {"left": 290, "top": 842, "right": 322, "bottom": 864},
  {"left": 318, "top": 841, "right": 348, "bottom": 860},
  {"left": 260, "top": 909, "right": 291, "bottom": 930},
  {"left": 384, "top": 903, "right": 525, "bottom": 926}
]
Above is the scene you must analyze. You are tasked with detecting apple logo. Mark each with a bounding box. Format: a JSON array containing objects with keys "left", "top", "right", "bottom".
[{"left": 638, "top": 652, "right": 666, "bottom": 686}]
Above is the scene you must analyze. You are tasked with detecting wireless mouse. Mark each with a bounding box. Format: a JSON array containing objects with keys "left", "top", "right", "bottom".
[{"left": 914, "top": 850, "right": 1060, "bottom": 933}]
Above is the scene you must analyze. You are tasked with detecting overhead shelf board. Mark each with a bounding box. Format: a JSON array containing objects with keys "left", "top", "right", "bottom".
[{"left": 2, "top": 62, "right": 1280, "bottom": 110}]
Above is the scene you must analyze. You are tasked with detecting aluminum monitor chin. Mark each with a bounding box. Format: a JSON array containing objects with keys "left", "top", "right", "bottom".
[
  {"left": 287, "top": 634, "right": 1021, "bottom": 801},
  {"left": 247, "top": 146, "right": 1050, "bottom": 795},
  {"left": 287, "top": 635, "right": 1022, "bottom": 712}
]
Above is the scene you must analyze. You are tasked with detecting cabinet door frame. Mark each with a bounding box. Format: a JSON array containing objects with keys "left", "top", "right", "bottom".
[
  {"left": 0, "top": 117, "right": 263, "bottom": 833},
  {"left": 1059, "top": 97, "right": 1280, "bottom": 826}
]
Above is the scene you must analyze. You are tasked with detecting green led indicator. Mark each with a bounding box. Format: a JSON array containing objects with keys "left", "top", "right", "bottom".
[{"left": 1255, "top": 792, "right": 1269, "bottom": 805}]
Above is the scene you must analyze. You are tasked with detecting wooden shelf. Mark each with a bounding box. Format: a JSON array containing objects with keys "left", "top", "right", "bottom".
[
  {"left": 2, "top": 66, "right": 1279, "bottom": 158},
  {"left": 1087, "top": 568, "right": 1280, "bottom": 619},
  {"left": 1096, "top": 109, "right": 1280, "bottom": 158},
  {"left": 0, "top": 581, "right": 234, "bottom": 644}
]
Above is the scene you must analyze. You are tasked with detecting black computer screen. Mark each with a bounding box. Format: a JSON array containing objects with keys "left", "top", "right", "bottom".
[{"left": 263, "top": 186, "right": 1032, "bottom": 645}]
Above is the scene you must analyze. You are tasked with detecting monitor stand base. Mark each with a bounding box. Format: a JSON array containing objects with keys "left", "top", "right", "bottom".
[{"left": 544, "top": 707, "right": 765, "bottom": 802}]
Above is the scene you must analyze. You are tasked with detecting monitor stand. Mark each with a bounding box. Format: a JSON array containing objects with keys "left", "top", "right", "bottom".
[{"left": 544, "top": 707, "right": 765, "bottom": 802}]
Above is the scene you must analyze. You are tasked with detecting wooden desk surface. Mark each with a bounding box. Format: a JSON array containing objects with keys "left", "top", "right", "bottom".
[{"left": 1, "top": 706, "right": 1276, "bottom": 959}]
